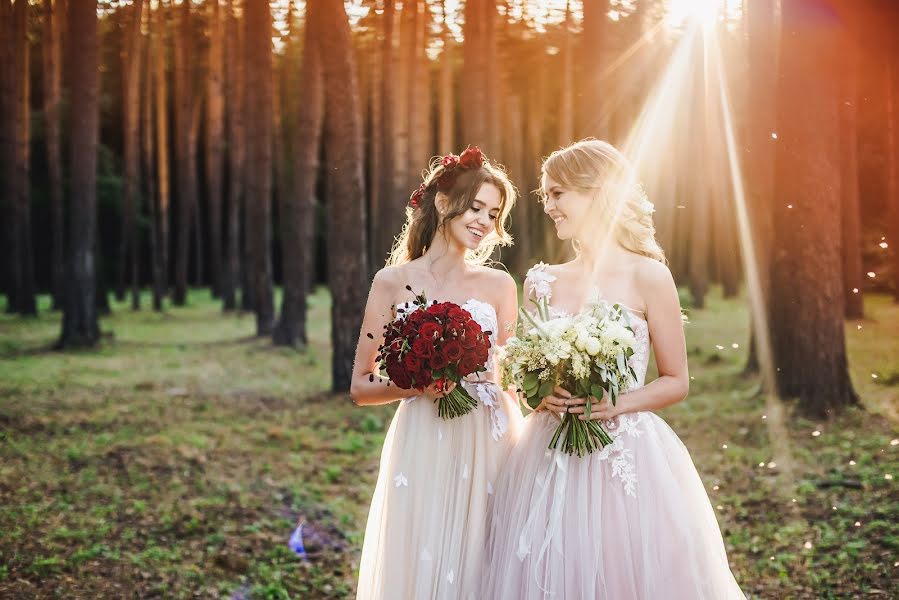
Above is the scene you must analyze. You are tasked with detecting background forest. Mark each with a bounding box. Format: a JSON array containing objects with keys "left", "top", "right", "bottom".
[{"left": 1, "top": 0, "right": 898, "bottom": 598}]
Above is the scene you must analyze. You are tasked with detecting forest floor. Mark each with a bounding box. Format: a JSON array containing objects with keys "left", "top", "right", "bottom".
[{"left": 0, "top": 288, "right": 897, "bottom": 599}]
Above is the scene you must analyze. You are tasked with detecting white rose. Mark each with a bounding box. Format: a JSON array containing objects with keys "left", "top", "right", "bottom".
[{"left": 585, "top": 337, "right": 601, "bottom": 356}]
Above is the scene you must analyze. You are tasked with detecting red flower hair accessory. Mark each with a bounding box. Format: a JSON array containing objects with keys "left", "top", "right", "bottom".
[
  {"left": 409, "top": 183, "right": 427, "bottom": 209},
  {"left": 408, "top": 146, "right": 486, "bottom": 209}
]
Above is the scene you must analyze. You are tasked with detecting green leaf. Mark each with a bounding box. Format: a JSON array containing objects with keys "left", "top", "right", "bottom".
[
  {"left": 523, "top": 372, "right": 539, "bottom": 392},
  {"left": 538, "top": 380, "right": 555, "bottom": 400}
]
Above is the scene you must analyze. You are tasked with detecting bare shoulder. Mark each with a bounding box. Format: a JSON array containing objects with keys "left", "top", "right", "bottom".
[
  {"left": 633, "top": 257, "right": 675, "bottom": 291},
  {"left": 370, "top": 264, "right": 404, "bottom": 293},
  {"left": 472, "top": 264, "right": 517, "bottom": 296}
]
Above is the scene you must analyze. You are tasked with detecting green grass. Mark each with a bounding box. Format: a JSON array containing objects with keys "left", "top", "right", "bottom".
[{"left": 1, "top": 288, "right": 897, "bottom": 599}]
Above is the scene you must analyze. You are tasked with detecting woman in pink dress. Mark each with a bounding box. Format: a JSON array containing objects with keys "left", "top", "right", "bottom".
[{"left": 483, "top": 139, "right": 744, "bottom": 599}]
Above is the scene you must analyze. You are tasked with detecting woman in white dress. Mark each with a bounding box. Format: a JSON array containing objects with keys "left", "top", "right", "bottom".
[
  {"left": 483, "top": 139, "right": 744, "bottom": 599},
  {"left": 351, "top": 147, "right": 523, "bottom": 599}
]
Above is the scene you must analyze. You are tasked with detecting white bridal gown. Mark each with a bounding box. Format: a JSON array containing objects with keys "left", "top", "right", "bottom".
[
  {"left": 482, "top": 264, "right": 745, "bottom": 599},
  {"left": 357, "top": 299, "right": 522, "bottom": 600}
]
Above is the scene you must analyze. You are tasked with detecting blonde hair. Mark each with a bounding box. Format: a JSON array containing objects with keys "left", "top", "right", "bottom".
[
  {"left": 386, "top": 155, "right": 517, "bottom": 266},
  {"left": 541, "top": 139, "right": 666, "bottom": 263}
]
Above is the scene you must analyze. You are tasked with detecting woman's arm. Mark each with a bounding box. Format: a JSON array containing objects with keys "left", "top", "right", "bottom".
[
  {"left": 568, "top": 261, "right": 689, "bottom": 420},
  {"left": 349, "top": 269, "right": 413, "bottom": 406}
]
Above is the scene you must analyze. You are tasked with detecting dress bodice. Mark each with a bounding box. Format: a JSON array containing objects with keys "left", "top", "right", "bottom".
[{"left": 525, "top": 262, "right": 651, "bottom": 391}]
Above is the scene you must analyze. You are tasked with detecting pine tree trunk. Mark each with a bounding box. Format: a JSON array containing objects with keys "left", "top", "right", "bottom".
[
  {"left": 558, "top": 1, "right": 574, "bottom": 147},
  {"left": 770, "top": 0, "right": 857, "bottom": 416},
  {"left": 59, "top": 0, "right": 100, "bottom": 348},
  {"left": 120, "top": 0, "right": 144, "bottom": 310},
  {"left": 462, "top": 0, "right": 488, "bottom": 148},
  {"left": 888, "top": 62, "right": 899, "bottom": 304},
  {"left": 222, "top": 0, "right": 243, "bottom": 311},
  {"left": 840, "top": 31, "right": 863, "bottom": 319},
  {"left": 438, "top": 1, "right": 453, "bottom": 153},
  {"left": 409, "top": 0, "right": 431, "bottom": 187},
  {"left": 485, "top": 0, "right": 500, "bottom": 154},
  {"left": 143, "top": 3, "right": 163, "bottom": 312},
  {"left": 154, "top": 0, "right": 171, "bottom": 304},
  {"left": 578, "top": 0, "right": 607, "bottom": 138},
  {"left": 190, "top": 94, "right": 203, "bottom": 288},
  {"left": 172, "top": 0, "right": 192, "bottom": 305},
  {"left": 0, "top": 0, "right": 16, "bottom": 312},
  {"left": 395, "top": 0, "right": 413, "bottom": 191},
  {"left": 689, "top": 68, "right": 710, "bottom": 309},
  {"left": 43, "top": 0, "right": 65, "bottom": 311},
  {"left": 368, "top": 29, "right": 383, "bottom": 270},
  {"left": 744, "top": 0, "right": 777, "bottom": 373},
  {"left": 317, "top": 0, "right": 369, "bottom": 392},
  {"left": 376, "top": 0, "right": 398, "bottom": 266},
  {"left": 206, "top": 0, "right": 225, "bottom": 298},
  {"left": 274, "top": 15, "right": 323, "bottom": 348},
  {"left": 244, "top": 0, "right": 274, "bottom": 335},
  {"left": 14, "top": 0, "right": 36, "bottom": 316}
]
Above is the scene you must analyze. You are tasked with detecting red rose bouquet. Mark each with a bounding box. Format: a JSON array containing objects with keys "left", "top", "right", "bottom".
[{"left": 377, "top": 288, "right": 493, "bottom": 420}]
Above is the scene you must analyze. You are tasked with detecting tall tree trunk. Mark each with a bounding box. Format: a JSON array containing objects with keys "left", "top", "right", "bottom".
[
  {"left": 43, "top": 0, "right": 65, "bottom": 311},
  {"left": 206, "top": 0, "right": 225, "bottom": 298},
  {"left": 840, "top": 29, "right": 863, "bottom": 319},
  {"left": 395, "top": 0, "right": 413, "bottom": 191},
  {"left": 244, "top": 0, "right": 274, "bottom": 335},
  {"left": 120, "top": 0, "right": 144, "bottom": 309},
  {"left": 462, "top": 0, "right": 488, "bottom": 148},
  {"left": 438, "top": 0, "right": 453, "bottom": 153},
  {"left": 143, "top": 2, "right": 163, "bottom": 312},
  {"left": 13, "top": 0, "right": 36, "bottom": 316},
  {"left": 172, "top": 0, "right": 192, "bottom": 305},
  {"left": 769, "top": 0, "right": 857, "bottom": 416},
  {"left": 744, "top": 0, "right": 777, "bottom": 374},
  {"left": 578, "top": 0, "right": 607, "bottom": 138},
  {"left": 367, "top": 27, "right": 382, "bottom": 271},
  {"left": 317, "top": 0, "right": 369, "bottom": 392},
  {"left": 0, "top": 0, "right": 17, "bottom": 312},
  {"left": 274, "top": 14, "right": 323, "bottom": 348},
  {"left": 375, "top": 0, "right": 398, "bottom": 267},
  {"left": 190, "top": 94, "right": 203, "bottom": 288},
  {"left": 222, "top": 0, "right": 244, "bottom": 311},
  {"left": 59, "top": 0, "right": 100, "bottom": 348},
  {"left": 689, "top": 68, "right": 710, "bottom": 309},
  {"left": 154, "top": 0, "right": 171, "bottom": 304},
  {"left": 558, "top": 0, "right": 574, "bottom": 147},
  {"left": 409, "top": 0, "right": 431, "bottom": 187},
  {"left": 888, "top": 61, "right": 899, "bottom": 304},
  {"left": 485, "top": 0, "right": 500, "bottom": 154}
]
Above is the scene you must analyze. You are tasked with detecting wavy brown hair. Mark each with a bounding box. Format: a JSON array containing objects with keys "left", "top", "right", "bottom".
[{"left": 386, "top": 155, "right": 517, "bottom": 266}]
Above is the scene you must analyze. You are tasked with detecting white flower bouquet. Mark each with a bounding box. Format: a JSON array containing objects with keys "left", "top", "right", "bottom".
[{"left": 502, "top": 292, "right": 639, "bottom": 456}]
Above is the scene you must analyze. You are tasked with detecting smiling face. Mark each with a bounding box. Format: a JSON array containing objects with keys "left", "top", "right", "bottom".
[
  {"left": 440, "top": 182, "right": 502, "bottom": 250},
  {"left": 541, "top": 174, "right": 596, "bottom": 241}
]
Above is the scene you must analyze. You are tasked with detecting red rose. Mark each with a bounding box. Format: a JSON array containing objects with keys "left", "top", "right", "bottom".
[
  {"left": 407, "top": 309, "right": 427, "bottom": 325},
  {"left": 445, "top": 320, "right": 464, "bottom": 337},
  {"left": 459, "top": 145, "right": 485, "bottom": 169},
  {"left": 426, "top": 303, "right": 444, "bottom": 316},
  {"left": 430, "top": 352, "right": 449, "bottom": 370},
  {"left": 443, "top": 340, "right": 465, "bottom": 363},
  {"left": 386, "top": 362, "right": 412, "bottom": 389},
  {"left": 475, "top": 345, "right": 489, "bottom": 363},
  {"left": 447, "top": 306, "right": 470, "bottom": 322},
  {"left": 458, "top": 354, "right": 481, "bottom": 376},
  {"left": 412, "top": 337, "right": 435, "bottom": 358},
  {"left": 441, "top": 154, "right": 459, "bottom": 168},
  {"left": 418, "top": 321, "right": 442, "bottom": 340},
  {"left": 404, "top": 353, "right": 422, "bottom": 373},
  {"left": 415, "top": 369, "right": 434, "bottom": 389}
]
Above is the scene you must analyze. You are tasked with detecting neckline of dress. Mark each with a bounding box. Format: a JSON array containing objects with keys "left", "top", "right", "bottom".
[{"left": 395, "top": 298, "right": 497, "bottom": 318}]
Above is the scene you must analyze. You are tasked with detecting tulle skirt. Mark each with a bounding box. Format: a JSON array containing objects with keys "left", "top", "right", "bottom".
[
  {"left": 356, "top": 386, "right": 521, "bottom": 600},
  {"left": 483, "top": 410, "right": 744, "bottom": 600}
]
